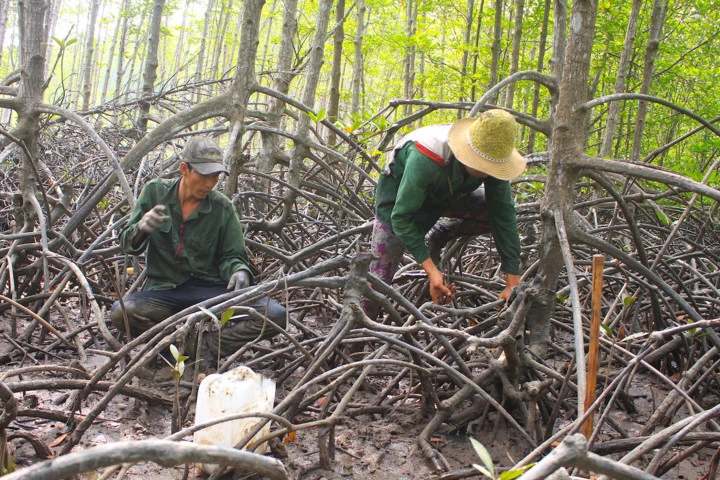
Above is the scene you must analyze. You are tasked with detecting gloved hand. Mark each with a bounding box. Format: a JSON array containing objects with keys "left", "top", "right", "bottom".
[
  {"left": 227, "top": 269, "right": 251, "bottom": 290},
  {"left": 137, "top": 205, "right": 170, "bottom": 234}
]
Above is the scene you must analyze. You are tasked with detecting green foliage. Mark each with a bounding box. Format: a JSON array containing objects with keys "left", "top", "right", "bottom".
[
  {"left": 306, "top": 109, "right": 327, "bottom": 124},
  {"left": 470, "top": 438, "right": 534, "bottom": 480},
  {"left": 200, "top": 306, "right": 235, "bottom": 369},
  {"left": 161, "top": 344, "right": 189, "bottom": 379}
]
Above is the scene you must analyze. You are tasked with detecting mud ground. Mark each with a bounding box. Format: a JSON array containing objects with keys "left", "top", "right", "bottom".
[{"left": 4, "top": 346, "right": 713, "bottom": 480}]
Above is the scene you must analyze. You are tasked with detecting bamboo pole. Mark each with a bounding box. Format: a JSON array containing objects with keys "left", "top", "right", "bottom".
[{"left": 583, "top": 254, "right": 604, "bottom": 439}]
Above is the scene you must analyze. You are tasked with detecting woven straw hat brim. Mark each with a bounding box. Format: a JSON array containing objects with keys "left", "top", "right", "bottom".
[{"left": 447, "top": 117, "right": 526, "bottom": 181}]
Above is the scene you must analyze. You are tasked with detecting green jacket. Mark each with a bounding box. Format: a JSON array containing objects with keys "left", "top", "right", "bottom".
[
  {"left": 119, "top": 178, "right": 252, "bottom": 291},
  {"left": 375, "top": 142, "right": 521, "bottom": 275}
]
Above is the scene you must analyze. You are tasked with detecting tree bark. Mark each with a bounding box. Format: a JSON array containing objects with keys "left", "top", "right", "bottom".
[
  {"left": 402, "top": 0, "right": 417, "bottom": 116},
  {"left": 469, "top": 0, "right": 485, "bottom": 101},
  {"left": 172, "top": 0, "right": 190, "bottom": 75},
  {"left": 136, "top": 0, "right": 166, "bottom": 135},
  {"left": 255, "top": 0, "right": 298, "bottom": 195},
  {"left": 350, "top": 0, "right": 366, "bottom": 115},
  {"left": 210, "top": 0, "right": 232, "bottom": 84},
  {"left": 487, "top": 0, "right": 503, "bottom": 105},
  {"left": 630, "top": 0, "right": 668, "bottom": 162},
  {"left": 99, "top": 0, "right": 128, "bottom": 104},
  {"left": 326, "top": 0, "right": 345, "bottom": 145},
  {"left": 528, "top": 0, "right": 550, "bottom": 152},
  {"left": 0, "top": 0, "right": 9, "bottom": 68},
  {"left": 195, "top": 0, "right": 216, "bottom": 104},
  {"left": 459, "top": 0, "right": 475, "bottom": 104},
  {"left": 80, "top": 0, "right": 102, "bottom": 110},
  {"left": 526, "top": 0, "right": 598, "bottom": 356},
  {"left": 224, "top": 0, "right": 264, "bottom": 196},
  {"left": 600, "top": 0, "right": 642, "bottom": 157},
  {"left": 505, "top": 0, "right": 524, "bottom": 109}
]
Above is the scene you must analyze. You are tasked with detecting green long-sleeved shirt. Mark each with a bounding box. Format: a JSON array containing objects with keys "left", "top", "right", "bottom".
[
  {"left": 118, "top": 178, "right": 252, "bottom": 291},
  {"left": 375, "top": 142, "right": 521, "bottom": 275}
]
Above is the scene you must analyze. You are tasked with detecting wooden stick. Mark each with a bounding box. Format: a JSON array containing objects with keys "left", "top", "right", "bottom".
[{"left": 583, "top": 254, "right": 604, "bottom": 439}]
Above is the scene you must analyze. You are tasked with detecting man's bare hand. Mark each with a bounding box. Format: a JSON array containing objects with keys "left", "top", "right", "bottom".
[{"left": 498, "top": 273, "right": 521, "bottom": 303}]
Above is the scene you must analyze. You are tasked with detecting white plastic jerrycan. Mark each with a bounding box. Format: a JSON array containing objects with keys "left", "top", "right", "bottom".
[{"left": 193, "top": 366, "right": 276, "bottom": 475}]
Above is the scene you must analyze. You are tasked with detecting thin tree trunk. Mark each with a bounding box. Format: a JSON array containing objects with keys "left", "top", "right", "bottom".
[
  {"left": 487, "top": 0, "right": 503, "bottom": 105},
  {"left": 402, "top": 0, "right": 417, "bottom": 116},
  {"left": 116, "top": 2, "right": 131, "bottom": 96},
  {"left": 551, "top": 0, "right": 567, "bottom": 81},
  {"left": 210, "top": 0, "right": 231, "bottom": 84},
  {"left": 172, "top": 0, "right": 190, "bottom": 76},
  {"left": 43, "top": 0, "right": 61, "bottom": 73},
  {"left": 459, "top": 0, "right": 475, "bottom": 103},
  {"left": 350, "top": 0, "right": 366, "bottom": 115},
  {"left": 0, "top": 0, "right": 9, "bottom": 68},
  {"left": 15, "top": 0, "right": 49, "bottom": 290},
  {"left": 125, "top": 13, "right": 147, "bottom": 95},
  {"left": 81, "top": 0, "right": 102, "bottom": 110},
  {"left": 630, "top": 0, "right": 668, "bottom": 162},
  {"left": 529, "top": 0, "right": 599, "bottom": 415},
  {"left": 505, "top": 0, "right": 524, "bottom": 109},
  {"left": 195, "top": 0, "right": 215, "bottom": 104},
  {"left": 228, "top": 2, "right": 244, "bottom": 75},
  {"left": 523, "top": 0, "right": 575, "bottom": 357},
  {"left": 223, "top": 0, "right": 264, "bottom": 196},
  {"left": 259, "top": 0, "right": 277, "bottom": 76},
  {"left": 100, "top": 0, "right": 128, "bottom": 103},
  {"left": 136, "top": 0, "right": 165, "bottom": 135},
  {"left": 600, "top": 0, "right": 642, "bottom": 157},
  {"left": 255, "top": 0, "right": 298, "bottom": 194},
  {"left": 528, "top": 0, "right": 550, "bottom": 152},
  {"left": 326, "top": 0, "right": 346, "bottom": 145},
  {"left": 469, "top": 0, "right": 485, "bottom": 101}
]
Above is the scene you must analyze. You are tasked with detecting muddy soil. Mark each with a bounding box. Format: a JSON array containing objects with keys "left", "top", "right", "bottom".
[{"left": 3, "top": 344, "right": 713, "bottom": 480}]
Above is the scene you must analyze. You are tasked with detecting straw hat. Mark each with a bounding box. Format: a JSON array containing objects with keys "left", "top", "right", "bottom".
[{"left": 447, "top": 109, "right": 526, "bottom": 180}]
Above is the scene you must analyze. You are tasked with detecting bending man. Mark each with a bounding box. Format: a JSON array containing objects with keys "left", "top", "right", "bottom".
[{"left": 368, "top": 109, "right": 526, "bottom": 313}]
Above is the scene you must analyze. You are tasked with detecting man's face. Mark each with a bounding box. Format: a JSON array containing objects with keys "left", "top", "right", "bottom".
[
  {"left": 464, "top": 164, "right": 489, "bottom": 178},
  {"left": 180, "top": 162, "right": 221, "bottom": 200}
]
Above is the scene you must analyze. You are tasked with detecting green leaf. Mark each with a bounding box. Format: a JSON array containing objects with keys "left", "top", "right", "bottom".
[
  {"left": 600, "top": 323, "right": 614, "bottom": 337},
  {"left": 221, "top": 307, "right": 236, "bottom": 326},
  {"left": 655, "top": 209, "right": 671, "bottom": 225},
  {"left": 66, "top": 38, "right": 78, "bottom": 47},
  {"left": 622, "top": 296, "right": 637, "bottom": 307},
  {"left": 199, "top": 306, "right": 218, "bottom": 322},
  {"left": 470, "top": 438, "right": 494, "bottom": 477},
  {"left": 472, "top": 464, "right": 495, "bottom": 480},
  {"left": 499, "top": 463, "right": 535, "bottom": 479},
  {"left": 170, "top": 344, "right": 180, "bottom": 361}
]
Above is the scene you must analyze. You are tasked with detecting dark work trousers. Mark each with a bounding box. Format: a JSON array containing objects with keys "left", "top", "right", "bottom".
[
  {"left": 109, "top": 277, "right": 287, "bottom": 358},
  {"left": 364, "top": 187, "right": 490, "bottom": 318}
]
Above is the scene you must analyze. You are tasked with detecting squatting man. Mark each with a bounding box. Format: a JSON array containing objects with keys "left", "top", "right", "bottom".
[{"left": 110, "top": 136, "right": 286, "bottom": 363}]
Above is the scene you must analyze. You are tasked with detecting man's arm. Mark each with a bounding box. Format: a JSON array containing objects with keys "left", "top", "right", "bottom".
[
  {"left": 118, "top": 183, "right": 162, "bottom": 255},
  {"left": 484, "top": 176, "right": 522, "bottom": 301},
  {"left": 216, "top": 200, "right": 253, "bottom": 284},
  {"left": 390, "top": 150, "right": 443, "bottom": 265}
]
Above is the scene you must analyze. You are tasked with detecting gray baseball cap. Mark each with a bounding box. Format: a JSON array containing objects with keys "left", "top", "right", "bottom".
[{"left": 182, "top": 137, "right": 229, "bottom": 175}]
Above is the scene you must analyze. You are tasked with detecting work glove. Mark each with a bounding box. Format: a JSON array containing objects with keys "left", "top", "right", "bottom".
[
  {"left": 137, "top": 205, "right": 170, "bottom": 234},
  {"left": 227, "top": 269, "right": 251, "bottom": 291}
]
